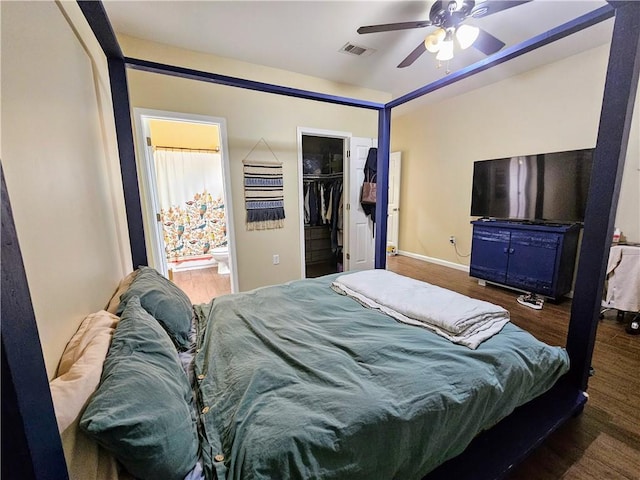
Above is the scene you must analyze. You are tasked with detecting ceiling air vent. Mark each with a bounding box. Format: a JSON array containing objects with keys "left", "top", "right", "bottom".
[{"left": 339, "top": 42, "right": 376, "bottom": 57}]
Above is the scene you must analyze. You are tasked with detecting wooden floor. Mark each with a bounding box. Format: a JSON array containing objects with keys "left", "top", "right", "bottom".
[
  {"left": 174, "top": 255, "right": 639, "bottom": 479},
  {"left": 386, "top": 255, "right": 640, "bottom": 480},
  {"left": 172, "top": 266, "right": 230, "bottom": 304}
]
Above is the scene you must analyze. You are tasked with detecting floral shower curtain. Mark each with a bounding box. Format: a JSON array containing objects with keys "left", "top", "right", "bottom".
[{"left": 154, "top": 148, "right": 227, "bottom": 263}]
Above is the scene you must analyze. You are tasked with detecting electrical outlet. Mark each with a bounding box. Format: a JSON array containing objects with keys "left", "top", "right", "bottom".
[
  {"left": 273, "top": 254, "right": 280, "bottom": 265},
  {"left": 449, "top": 236, "right": 456, "bottom": 245}
]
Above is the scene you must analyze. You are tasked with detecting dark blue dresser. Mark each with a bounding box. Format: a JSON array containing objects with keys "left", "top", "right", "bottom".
[{"left": 470, "top": 220, "right": 582, "bottom": 300}]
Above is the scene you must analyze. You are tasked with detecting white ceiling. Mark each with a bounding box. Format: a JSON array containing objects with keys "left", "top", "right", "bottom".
[{"left": 102, "top": 0, "right": 613, "bottom": 102}]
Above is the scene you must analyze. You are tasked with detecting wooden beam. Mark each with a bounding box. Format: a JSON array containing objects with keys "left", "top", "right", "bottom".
[
  {"left": 108, "top": 57, "right": 148, "bottom": 268},
  {"left": 125, "top": 57, "right": 385, "bottom": 111},
  {"left": 76, "top": 1, "right": 148, "bottom": 268},
  {"left": 375, "top": 107, "right": 391, "bottom": 269},
  {"left": 76, "top": 1, "right": 122, "bottom": 59},
  {"left": 1, "top": 163, "right": 69, "bottom": 480},
  {"left": 566, "top": 0, "right": 640, "bottom": 390}
]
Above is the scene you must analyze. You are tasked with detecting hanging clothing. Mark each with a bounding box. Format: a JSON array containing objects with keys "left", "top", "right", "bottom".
[
  {"left": 361, "top": 148, "right": 377, "bottom": 229},
  {"left": 304, "top": 183, "right": 310, "bottom": 225},
  {"left": 320, "top": 184, "right": 326, "bottom": 224},
  {"left": 308, "top": 182, "right": 319, "bottom": 226},
  {"left": 326, "top": 187, "right": 333, "bottom": 223},
  {"left": 330, "top": 180, "right": 343, "bottom": 251},
  {"left": 303, "top": 177, "right": 344, "bottom": 251}
]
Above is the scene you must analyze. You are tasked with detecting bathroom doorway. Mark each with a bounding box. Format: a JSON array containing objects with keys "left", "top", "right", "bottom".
[{"left": 134, "top": 109, "right": 237, "bottom": 299}]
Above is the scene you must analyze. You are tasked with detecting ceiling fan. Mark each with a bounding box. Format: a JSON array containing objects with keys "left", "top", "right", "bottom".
[{"left": 357, "top": 0, "right": 532, "bottom": 68}]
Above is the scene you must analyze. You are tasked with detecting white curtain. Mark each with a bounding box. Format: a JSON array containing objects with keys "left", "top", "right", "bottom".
[
  {"left": 154, "top": 148, "right": 224, "bottom": 209},
  {"left": 153, "top": 148, "right": 227, "bottom": 263}
]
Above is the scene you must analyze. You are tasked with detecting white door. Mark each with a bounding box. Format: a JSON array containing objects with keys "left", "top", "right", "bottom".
[
  {"left": 347, "top": 137, "right": 377, "bottom": 271},
  {"left": 387, "top": 152, "right": 402, "bottom": 254}
]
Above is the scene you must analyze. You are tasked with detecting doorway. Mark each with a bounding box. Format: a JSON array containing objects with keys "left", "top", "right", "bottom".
[
  {"left": 297, "top": 128, "right": 380, "bottom": 277},
  {"left": 299, "top": 130, "right": 347, "bottom": 278},
  {"left": 387, "top": 151, "right": 402, "bottom": 255},
  {"left": 134, "top": 109, "right": 238, "bottom": 299}
]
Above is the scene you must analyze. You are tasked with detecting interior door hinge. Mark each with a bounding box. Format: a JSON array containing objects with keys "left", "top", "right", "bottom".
[
  {"left": 346, "top": 203, "right": 350, "bottom": 210},
  {"left": 346, "top": 253, "right": 350, "bottom": 260},
  {"left": 147, "top": 137, "right": 152, "bottom": 147},
  {"left": 156, "top": 213, "right": 161, "bottom": 222},
  {"left": 347, "top": 150, "right": 350, "bottom": 158}
]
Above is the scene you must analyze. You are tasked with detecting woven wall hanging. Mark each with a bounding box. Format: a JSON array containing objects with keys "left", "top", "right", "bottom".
[{"left": 243, "top": 139, "right": 285, "bottom": 230}]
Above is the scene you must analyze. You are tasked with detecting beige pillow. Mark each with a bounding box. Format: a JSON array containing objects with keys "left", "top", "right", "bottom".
[
  {"left": 52, "top": 310, "right": 119, "bottom": 431},
  {"left": 50, "top": 310, "right": 130, "bottom": 480},
  {"left": 105, "top": 270, "right": 138, "bottom": 315}
]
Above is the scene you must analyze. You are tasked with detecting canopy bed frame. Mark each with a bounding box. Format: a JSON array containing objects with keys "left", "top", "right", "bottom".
[{"left": 2, "top": 1, "right": 639, "bottom": 479}]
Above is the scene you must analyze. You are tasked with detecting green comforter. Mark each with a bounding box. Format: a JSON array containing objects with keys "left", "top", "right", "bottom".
[{"left": 193, "top": 274, "right": 569, "bottom": 480}]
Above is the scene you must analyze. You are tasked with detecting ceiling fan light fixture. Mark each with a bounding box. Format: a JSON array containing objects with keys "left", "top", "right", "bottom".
[
  {"left": 436, "top": 38, "right": 454, "bottom": 61},
  {"left": 424, "top": 28, "right": 446, "bottom": 53},
  {"left": 456, "top": 24, "right": 479, "bottom": 50}
]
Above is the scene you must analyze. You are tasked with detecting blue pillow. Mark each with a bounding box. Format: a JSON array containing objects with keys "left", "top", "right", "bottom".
[
  {"left": 80, "top": 296, "right": 199, "bottom": 480},
  {"left": 117, "top": 266, "right": 192, "bottom": 350}
]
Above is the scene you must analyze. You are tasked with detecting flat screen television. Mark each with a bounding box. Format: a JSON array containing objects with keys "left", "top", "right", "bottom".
[{"left": 470, "top": 148, "right": 593, "bottom": 223}]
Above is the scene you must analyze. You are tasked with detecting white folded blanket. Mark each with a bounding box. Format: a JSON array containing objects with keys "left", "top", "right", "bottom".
[{"left": 332, "top": 269, "right": 509, "bottom": 349}]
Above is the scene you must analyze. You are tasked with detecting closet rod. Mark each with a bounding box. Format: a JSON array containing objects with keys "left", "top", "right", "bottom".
[{"left": 303, "top": 173, "right": 343, "bottom": 180}]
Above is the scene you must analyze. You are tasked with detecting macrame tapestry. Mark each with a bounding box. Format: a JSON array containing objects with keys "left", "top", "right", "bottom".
[{"left": 244, "top": 162, "right": 285, "bottom": 230}]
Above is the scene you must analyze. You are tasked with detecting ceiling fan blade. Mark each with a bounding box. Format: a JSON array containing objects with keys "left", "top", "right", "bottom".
[
  {"left": 397, "top": 41, "right": 427, "bottom": 68},
  {"left": 470, "top": 0, "right": 532, "bottom": 19},
  {"left": 472, "top": 28, "right": 506, "bottom": 55},
  {"left": 358, "top": 20, "right": 431, "bottom": 35}
]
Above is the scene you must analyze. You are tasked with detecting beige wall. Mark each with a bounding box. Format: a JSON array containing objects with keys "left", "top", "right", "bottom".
[
  {"left": 391, "top": 44, "right": 640, "bottom": 267},
  {"left": 120, "top": 36, "right": 386, "bottom": 291},
  {"left": 1, "top": 1, "right": 131, "bottom": 378}
]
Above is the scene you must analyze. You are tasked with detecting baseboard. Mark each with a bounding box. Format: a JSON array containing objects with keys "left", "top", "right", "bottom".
[{"left": 397, "top": 250, "right": 470, "bottom": 273}]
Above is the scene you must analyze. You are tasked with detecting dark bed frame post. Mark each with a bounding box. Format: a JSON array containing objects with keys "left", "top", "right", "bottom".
[
  {"left": 107, "top": 57, "right": 148, "bottom": 269},
  {"left": 1, "top": 164, "right": 69, "bottom": 480},
  {"left": 77, "top": 1, "right": 148, "bottom": 270},
  {"left": 566, "top": 0, "right": 640, "bottom": 391},
  {"left": 375, "top": 106, "right": 392, "bottom": 269}
]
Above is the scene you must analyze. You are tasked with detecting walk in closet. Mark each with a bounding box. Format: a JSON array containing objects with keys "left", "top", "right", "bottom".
[{"left": 302, "top": 135, "right": 344, "bottom": 277}]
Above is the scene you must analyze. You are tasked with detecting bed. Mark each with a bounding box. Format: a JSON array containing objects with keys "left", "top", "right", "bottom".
[
  {"left": 4, "top": 2, "right": 637, "bottom": 479},
  {"left": 53, "top": 266, "right": 570, "bottom": 480}
]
